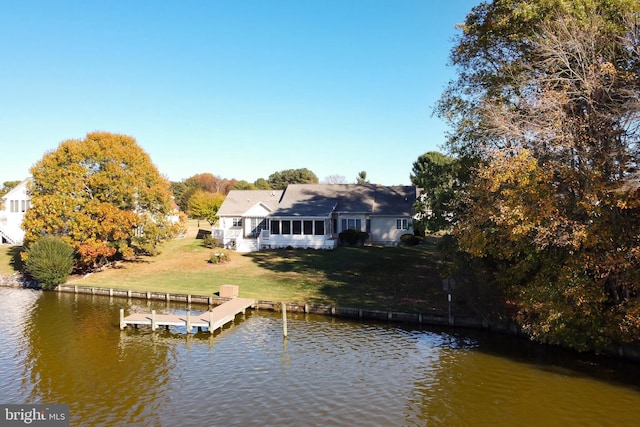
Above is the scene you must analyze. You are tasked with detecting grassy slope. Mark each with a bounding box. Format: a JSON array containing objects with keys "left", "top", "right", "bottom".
[
  {"left": 3, "top": 221, "right": 456, "bottom": 314},
  {"left": 0, "top": 246, "right": 22, "bottom": 274}
]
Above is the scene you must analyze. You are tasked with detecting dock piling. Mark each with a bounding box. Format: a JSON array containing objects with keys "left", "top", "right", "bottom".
[
  {"left": 151, "top": 310, "right": 157, "bottom": 331},
  {"left": 282, "top": 302, "right": 288, "bottom": 337}
]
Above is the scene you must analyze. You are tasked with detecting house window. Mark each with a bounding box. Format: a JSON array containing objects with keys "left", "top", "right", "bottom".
[
  {"left": 281, "top": 220, "right": 291, "bottom": 234},
  {"left": 251, "top": 218, "right": 268, "bottom": 236},
  {"left": 314, "top": 220, "right": 324, "bottom": 235},
  {"left": 232, "top": 218, "right": 242, "bottom": 227},
  {"left": 341, "top": 218, "right": 361, "bottom": 231},
  {"left": 292, "top": 220, "right": 302, "bottom": 235},
  {"left": 21, "top": 200, "right": 26, "bottom": 212},
  {"left": 396, "top": 218, "right": 408, "bottom": 230},
  {"left": 303, "top": 220, "right": 313, "bottom": 235},
  {"left": 270, "top": 220, "right": 280, "bottom": 234}
]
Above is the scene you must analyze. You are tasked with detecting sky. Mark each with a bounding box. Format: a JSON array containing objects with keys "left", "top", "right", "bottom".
[{"left": 0, "top": 0, "right": 481, "bottom": 186}]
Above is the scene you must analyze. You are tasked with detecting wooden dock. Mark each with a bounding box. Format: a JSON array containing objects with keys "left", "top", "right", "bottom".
[{"left": 119, "top": 297, "right": 255, "bottom": 334}]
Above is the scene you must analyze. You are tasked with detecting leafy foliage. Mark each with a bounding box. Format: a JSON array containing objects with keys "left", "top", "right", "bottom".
[
  {"left": 24, "top": 236, "right": 74, "bottom": 289},
  {"left": 187, "top": 190, "right": 225, "bottom": 226},
  {"left": 176, "top": 173, "right": 236, "bottom": 211},
  {"left": 339, "top": 229, "right": 369, "bottom": 246},
  {"left": 202, "top": 234, "right": 219, "bottom": 248},
  {"left": 355, "top": 171, "right": 369, "bottom": 185},
  {"left": 400, "top": 233, "right": 423, "bottom": 246},
  {"left": 410, "top": 151, "right": 456, "bottom": 233},
  {"left": 209, "top": 250, "right": 230, "bottom": 264},
  {"left": 268, "top": 168, "right": 319, "bottom": 190},
  {"left": 23, "top": 132, "right": 182, "bottom": 271},
  {"left": 438, "top": 0, "right": 640, "bottom": 351}
]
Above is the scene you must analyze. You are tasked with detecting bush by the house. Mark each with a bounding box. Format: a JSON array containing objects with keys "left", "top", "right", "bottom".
[
  {"left": 339, "top": 229, "right": 369, "bottom": 246},
  {"left": 209, "top": 250, "right": 230, "bottom": 264},
  {"left": 400, "top": 233, "right": 423, "bottom": 246},
  {"left": 202, "top": 234, "right": 219, "bottom": 248},
  {"left": 24, "top": 236, "right": 75, "bottom": 289}
]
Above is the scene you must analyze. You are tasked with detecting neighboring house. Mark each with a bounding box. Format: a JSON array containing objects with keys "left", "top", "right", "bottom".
[
  {"left": 0, "top": 178, "right": 31, "bottom": 245},
  {"left": 212, "top": 184, "right": 417, "bottom": 252}
]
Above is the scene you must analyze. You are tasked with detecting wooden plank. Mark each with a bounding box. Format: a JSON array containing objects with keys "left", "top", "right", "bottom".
[{"left": 121, "top": 298, "right": 255, "bottom": 333}]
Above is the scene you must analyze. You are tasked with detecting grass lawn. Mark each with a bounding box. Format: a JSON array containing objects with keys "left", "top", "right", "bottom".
[
  {"left": 3, "top": 220, "right": 458, "bottom": 314},
  {"left": 0, "top": 246, "right": 22, "bottom": 275}
]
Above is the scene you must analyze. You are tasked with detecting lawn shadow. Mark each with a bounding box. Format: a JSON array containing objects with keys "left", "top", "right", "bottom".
[
  {"left": 8, "top": 246, "right": 24, "bottom": 272},
  {"left": 243, "top": 244, "right": 451, "bottom": 312}
]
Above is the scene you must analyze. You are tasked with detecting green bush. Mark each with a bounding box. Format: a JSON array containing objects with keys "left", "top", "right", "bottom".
[
  {"left": 209, "top": 251, "right": 230, "bottom": 264},
  {"left": 202, "top": 234, "right": 219, "bottom": 249},
  {"left": 400, "top": 233, "right": 423, "bottom": 246},
  {"left": 339, "top": 229, "right": 369, "bottom": 246},
  {"left": 24, "top": 236, "right": 75, "bottom": 289}
]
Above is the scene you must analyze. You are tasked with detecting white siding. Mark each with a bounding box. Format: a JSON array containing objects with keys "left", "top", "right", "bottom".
[{"left": 369, "top": 217, "right": 412, "bottom": 246}]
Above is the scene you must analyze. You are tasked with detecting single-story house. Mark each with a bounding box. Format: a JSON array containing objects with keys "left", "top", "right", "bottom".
[
  {"left": 0, "top": 178, "right": 31, "bottom": 245},
  {"left": 212, "top": 184, "right": 418, "bottom": 252}
]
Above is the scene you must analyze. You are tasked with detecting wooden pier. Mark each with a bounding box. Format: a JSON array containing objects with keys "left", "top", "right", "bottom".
[{"left": 120, "top": 297, "right": 255, "bottom": 334}]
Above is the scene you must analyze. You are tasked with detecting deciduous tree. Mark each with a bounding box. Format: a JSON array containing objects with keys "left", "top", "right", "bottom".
[
  {"left": 268, "top": 168, "right": 318, "bottom": 190},
  {"left": 324, "top": 174, "right": 346, "bottom": 184},
  {"left": 410, "top": 151, "right": 456, "bottom": 233},
  {"left": 438, "top": 0, "right": 640, "bottom": 351},
  {"left": 187, "top": 190, "right": 225, "bottom": 226},
  {"left": 23, "top": 132, "right": 182, "bottom": 270}
]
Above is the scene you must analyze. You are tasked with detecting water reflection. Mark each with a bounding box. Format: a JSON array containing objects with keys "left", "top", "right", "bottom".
[{"left": 1, "top": 288, "right": 640, "bottom": 426}]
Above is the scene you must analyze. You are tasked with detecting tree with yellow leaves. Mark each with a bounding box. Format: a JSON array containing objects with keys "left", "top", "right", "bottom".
[
  {"left": 23, "top": 132, "right": 183, "bottom": 271},
  {"left": 438, "top": 0, "right": 640, "bottom": 351}
]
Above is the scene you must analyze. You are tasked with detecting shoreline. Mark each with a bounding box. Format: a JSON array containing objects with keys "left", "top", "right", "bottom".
[{"left": 3, "top": 273, "right": 640, "bottom": 363}]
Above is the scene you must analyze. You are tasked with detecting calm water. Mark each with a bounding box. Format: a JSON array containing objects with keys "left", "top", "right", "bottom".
[{"left": 1, "top": 288, "right": 640, "bottom": 426}]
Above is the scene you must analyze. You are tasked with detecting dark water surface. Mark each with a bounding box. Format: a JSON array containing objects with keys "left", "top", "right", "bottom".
[{"left": 1, "top": 287, "right": 640, "bottom": 426}]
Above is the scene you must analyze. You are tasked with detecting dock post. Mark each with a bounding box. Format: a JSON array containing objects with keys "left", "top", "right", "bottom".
[
  {"left": 119, "top": 308, "right": 125, "bottom": 330},
  {"left": 151, "top": 310, "right": 157, "bottom": 331},
  {"left": 282, "top": 302, "right": 288, "bottom": 338},
  {"left": 166, "top": 293, "right": 171, "bottom": 302},
  {"left": 209, "top": 310, "right": 214, "bottom": 334},
  {"left": 187, "top": 294, "right": 192, "bottom": 304},
  {"left": 186, "top": 310, "right": 192, "bottom": 333}
]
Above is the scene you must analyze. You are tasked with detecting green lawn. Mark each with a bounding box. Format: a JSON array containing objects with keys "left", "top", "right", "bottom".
[
  {"left": 0, "top": 246, "right": 22, "bottom": 275},
  {"left": 2, "top": 221, "right": 455, "bottom": 314}
]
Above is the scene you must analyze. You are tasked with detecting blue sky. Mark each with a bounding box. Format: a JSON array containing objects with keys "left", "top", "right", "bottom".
[{"left": 0, "top": 0, "right": 480, "bottom": 186}]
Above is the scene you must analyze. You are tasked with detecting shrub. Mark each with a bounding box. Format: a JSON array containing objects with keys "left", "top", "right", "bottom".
[
  {"left": 209, "top": 250, "right": 230, "bottom": 264},
  {"left": 400, "top": 233, "right": 423, "bottom": 246},
  {"left": 24, "top": 236, "right": 75, "bottom": 289},
  {"left": 339, "top": 229, "right": 369, "bottom": 246},
  {"left": 202, "top": 234, "right": 219, "bottom": 248}
]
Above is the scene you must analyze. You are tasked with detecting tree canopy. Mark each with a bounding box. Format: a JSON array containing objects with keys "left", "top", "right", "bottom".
[
  {"left": 23, "top": 132, "right": 182, "bottom": 270},
  {"left": 175, "top": 173, "right": 236, "bottom": 212},
  {"left": 410, "top": 152, "right": 456, "bottom": 233},
  {"left": 187, "top": 190, "right": 225, "bottom": 226},
  {"left": 356, "top": 171, "right": 369, "bottom": 185},
  {"left": 268, "top": 168, "right": 319, "bottom": 190},
  {"left": 438, "top": 0, "right": 640, "bottom": 351}
]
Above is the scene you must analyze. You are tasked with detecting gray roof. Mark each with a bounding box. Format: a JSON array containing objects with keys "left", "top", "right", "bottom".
[
  {"left": 217, "top": 190, "right": 284, "bottom": 216},
  {"left": 271, "top": 184, "right": 417, "bottom": 217}
]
